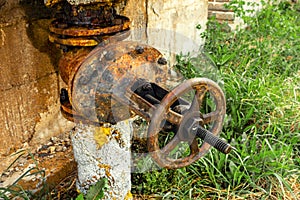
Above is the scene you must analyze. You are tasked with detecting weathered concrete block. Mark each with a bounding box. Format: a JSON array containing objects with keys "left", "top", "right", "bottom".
[
  {"left": 208, "top": 11, "right": 234, "bottom": 22},
  {"left": 120, "top": 0, "right": 207, "bottom": 62},
  {"left": 0, "top": 2, "right": 74, "bottom": 173},
  {"left": 208, "top": 2, "right": 231, "bottom": 12}
]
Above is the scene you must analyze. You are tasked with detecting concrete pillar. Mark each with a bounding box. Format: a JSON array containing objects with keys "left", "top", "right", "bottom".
[{"left": 71, "top": 121, "right": 133, "bottom": 199}]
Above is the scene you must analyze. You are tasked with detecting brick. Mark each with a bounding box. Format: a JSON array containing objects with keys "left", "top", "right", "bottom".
[
  {"left": 208, "top": 3, "right": 232, "bottom": 12},
  {"left": 208, "top": 11, "right": 234, "bottom": 21}
]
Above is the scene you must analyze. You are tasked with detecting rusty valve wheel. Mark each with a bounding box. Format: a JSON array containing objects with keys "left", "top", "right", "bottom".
[{"left": 147, "top": 78, "right": 232, "bottom": 169}]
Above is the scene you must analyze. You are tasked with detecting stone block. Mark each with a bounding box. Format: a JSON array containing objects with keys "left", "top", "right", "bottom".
[
  {"left": 208, "top": 2, "right": 231, "bottom": 12},
  {"left": 208, "top": 11, "right": 234, "bottom": 21}
]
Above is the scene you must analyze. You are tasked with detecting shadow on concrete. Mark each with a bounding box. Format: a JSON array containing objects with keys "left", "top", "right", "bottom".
[{"left": 21, "top": 0, "right": 61, "bottom": 72}]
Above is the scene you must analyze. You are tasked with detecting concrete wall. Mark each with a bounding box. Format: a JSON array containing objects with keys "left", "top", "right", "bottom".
[
  {"left": 0, "top": 0, "right": 74, "bottom": 172},
  {"left": 121, "top": 0, "right": 207, "bottom": 56},
  {"left": 0, "top": 0, "right": 207, "bottom": 172}
]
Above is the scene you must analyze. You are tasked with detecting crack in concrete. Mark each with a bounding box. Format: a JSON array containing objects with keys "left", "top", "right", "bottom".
[{"left": 0, "top": 71, "right": 59, "bottom": 92}]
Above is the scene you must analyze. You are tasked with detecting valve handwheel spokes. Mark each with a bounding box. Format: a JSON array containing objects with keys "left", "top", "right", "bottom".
[{"left": 147, "top": 78, "right": 231, "bottom": 169}]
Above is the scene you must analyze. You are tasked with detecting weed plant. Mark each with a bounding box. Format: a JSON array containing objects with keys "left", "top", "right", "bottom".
[
  {"left": 0, "top": 150, "right": 47, "bottom": 200},
  {"left": 132, "top": 1, "right": 300, "bottom": 199}
]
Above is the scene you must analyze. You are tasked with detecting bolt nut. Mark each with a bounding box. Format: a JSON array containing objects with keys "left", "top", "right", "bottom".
[
  {"left": 183, "top": 117, "right": 203, "bottom": 137},
  {"left": 102, "top": 70, "right": 114, "bottom": 82},
  {"left": 105, "top": 51, "right": 115, "bottom": 60},
  {"left": 135, "top": 46, "right": 144, "bottom": 54},
  {"left": 158, "top": 57, "right": 167, "bottom": 65},
  {"left": 79, "top": 76, "right": 90, "bottom": 85},
  {"left": 60, "top": 88, "right": 69, "bottom": 104}
]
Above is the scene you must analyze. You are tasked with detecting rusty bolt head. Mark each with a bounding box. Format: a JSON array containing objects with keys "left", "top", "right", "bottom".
[
  {"left": 60, "top": 88, "right": 69, "bottom": 104},
  {"left": 135, "top": 46, "right": 144, "bottom": 54},
  {"left": 78, "top": 70, "right": 98, "bottom": 85},
  {"left": 101, "top": 70, "right": 114, "bottom": 82},
  {"left": 105, "top": 51, "right": 115, "bottom": 60},
  {"left": 79, "top": 76, "right": 90, "bottom": 85},
  {"left": 158, "top": 57, "right": 167, "bottom": 65}
]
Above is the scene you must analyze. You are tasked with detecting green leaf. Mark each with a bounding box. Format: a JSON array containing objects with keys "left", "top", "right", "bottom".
[
  {"left": 85, "top": 178, "right": 108, "bottom": 200},
  {"left": 76, "top": 193, "right": 84, "bottom": 200}
]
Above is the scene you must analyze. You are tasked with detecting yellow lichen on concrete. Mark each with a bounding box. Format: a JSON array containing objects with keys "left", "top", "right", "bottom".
[
  {"left": 124, "top": 190, "right": 133, "bottom": 200},
  {"left": 94, "top": 127, "right": 111, "bottom": 149}
]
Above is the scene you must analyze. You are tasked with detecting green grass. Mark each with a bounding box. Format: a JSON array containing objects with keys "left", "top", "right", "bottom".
[
  {"left": 132, "top": 0, "right": 300, "bottom": 199},
  {"left": 0, "top": 150, "right": 47, "bottom": 200}
]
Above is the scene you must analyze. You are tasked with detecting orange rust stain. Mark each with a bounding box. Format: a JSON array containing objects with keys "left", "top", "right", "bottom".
[{"left": 98, "top": 163, "right": 112, "bottom": 177}]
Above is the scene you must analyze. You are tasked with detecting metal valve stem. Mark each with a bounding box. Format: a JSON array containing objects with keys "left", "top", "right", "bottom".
[{"left": 196, "top": 126, "right": 232, "bottom": 154}]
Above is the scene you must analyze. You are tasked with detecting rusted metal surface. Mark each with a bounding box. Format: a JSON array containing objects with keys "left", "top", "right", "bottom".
[
  {"left": 48, "top": 1, "right": 130, "bottom": 47},
  {"left": 53, "top": 1, "right": 136, "bottom": 124},
  {"left": 58, "top": 29, "right": 131, "bottom": 84},
  {"left": 126, "top": 80, "right": 183, "bottom": 125},
  {"left": 49, "top": 28, "right": 130, "bottom": 47},
  {"left": 67, "top": 0, "right": 122, "bottom": 6},
  {"left": 0, "top": 0, "right": 6, "bottom": 8},
  {"left": 45, "top": 0, "right": 122, "bottom": 7},
  {"left": 50, "top": 16, "right": 130, "bottom": 37},
  {"left": 56, "top": 35, "right": 230, "bottom": 169},
  {"left": 58, "top": 44, "right": 230, "bottom": 166},
  {"left": 147, "top": 78, "right": 228, "bottom": 169},
  {"left": 49, "top": 34, "right": 100, "bottom": 46},
  {"left": 50, "top": 1, "right": 230, "bottom": 170},
  {"left": 67, "top": 41, "right": 167, "bottom": 124},
  {"left": 59, "top": 48, "right": 91, "bottom": 83}
]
